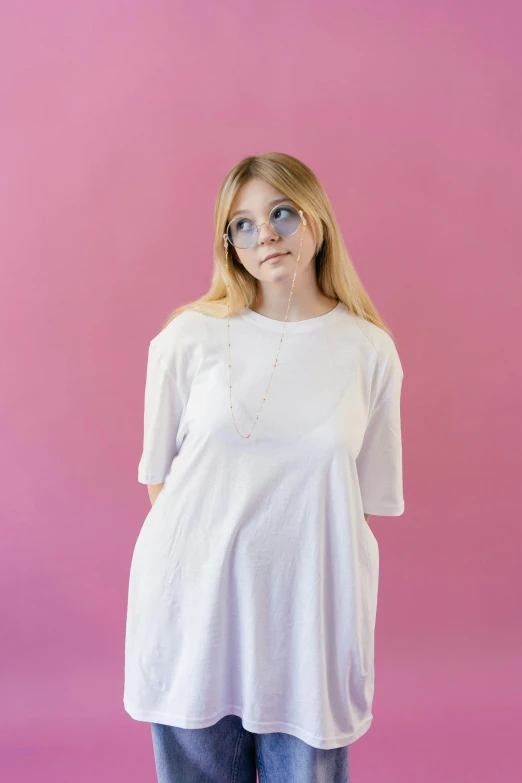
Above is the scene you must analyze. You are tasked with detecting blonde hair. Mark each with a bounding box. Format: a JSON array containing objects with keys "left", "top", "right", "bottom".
[{"left": 160, "top": 151, "right": 395, "bottom": 342}]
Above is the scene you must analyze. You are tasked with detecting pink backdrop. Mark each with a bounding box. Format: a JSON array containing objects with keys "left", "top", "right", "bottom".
[{"left": 2, "top": 1, "right": 520, "bottom": 781}]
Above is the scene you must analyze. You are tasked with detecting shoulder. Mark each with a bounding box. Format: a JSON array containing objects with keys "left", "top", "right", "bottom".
[
  {"left": 344, "top": 310, "right": 404, "bottom": 381},
  {"left": 146, "top": 308, "right": 223, "bottom": 381},
  {"left": 344, "top": 309, "right": 398, "bottom": 358},
  {"left": 149, "top": 308, "right": 215, "bottom": 355}
]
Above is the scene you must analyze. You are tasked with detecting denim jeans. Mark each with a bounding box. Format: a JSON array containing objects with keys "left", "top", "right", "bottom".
[{"left": 150, "top": 715, "right": 350, "bottom": 783}]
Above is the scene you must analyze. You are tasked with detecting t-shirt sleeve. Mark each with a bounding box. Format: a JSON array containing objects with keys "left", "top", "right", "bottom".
[
  {"left": 355, "top": 340, "right": 405, "bottom": 516},
  {"left": 137, "top": 339, "right": 184, "bottom": 485}
]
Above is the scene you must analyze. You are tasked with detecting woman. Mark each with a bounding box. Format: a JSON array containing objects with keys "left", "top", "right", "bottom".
[{"left": 124, "top": 151, "right": 405, "bottom": 782}]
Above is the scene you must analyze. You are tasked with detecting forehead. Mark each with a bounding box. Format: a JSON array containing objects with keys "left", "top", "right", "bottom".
[{"left": 228, "top": 179, "right": 296, "bottom": 220}]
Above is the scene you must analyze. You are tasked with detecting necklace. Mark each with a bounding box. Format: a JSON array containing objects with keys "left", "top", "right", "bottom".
[{"left": 223, "top": 216, "right": 307, "bottom": 439}]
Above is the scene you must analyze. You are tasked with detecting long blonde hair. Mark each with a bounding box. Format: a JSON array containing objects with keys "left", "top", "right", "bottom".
[{"left": 160, "top": 151, "right": 395, "bottom": 341}]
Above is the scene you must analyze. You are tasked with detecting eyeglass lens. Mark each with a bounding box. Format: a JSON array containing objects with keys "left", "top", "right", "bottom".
[{"left": 227, "top": 205, "right": 301, "bottom": 249}]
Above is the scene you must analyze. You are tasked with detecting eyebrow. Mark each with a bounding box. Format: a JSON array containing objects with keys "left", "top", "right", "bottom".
[{"left": 230, "top": 197, "right": 293, "bottom": 221}]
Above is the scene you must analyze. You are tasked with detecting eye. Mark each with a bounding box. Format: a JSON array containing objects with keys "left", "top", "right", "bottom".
[
  {"left": 237, "top": 219, "right": 253, "bottom": 231},
  {"left": 272, "top": 206, "right": 293, "bottom": 220}
]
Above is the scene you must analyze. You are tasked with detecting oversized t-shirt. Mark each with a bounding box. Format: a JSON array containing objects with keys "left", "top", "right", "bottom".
[{"left": 123, "top": 300, "right": 405, "bottom": 750}]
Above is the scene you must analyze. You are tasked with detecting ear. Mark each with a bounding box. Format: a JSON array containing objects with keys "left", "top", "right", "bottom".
[{"left": 306, "top": 217, "right": 317, "bottom": 247}]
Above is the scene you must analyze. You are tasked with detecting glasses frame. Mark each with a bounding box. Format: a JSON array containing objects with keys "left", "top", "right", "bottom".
[{"left": 223, "top": 203, "right": 305, "bottom": 250}]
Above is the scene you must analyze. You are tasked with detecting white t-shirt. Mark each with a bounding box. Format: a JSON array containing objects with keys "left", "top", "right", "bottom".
[{"left": 124, "top": 300, "right": 405, "bottom": 750}]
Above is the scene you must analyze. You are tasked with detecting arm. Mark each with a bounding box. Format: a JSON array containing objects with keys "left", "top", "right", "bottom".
[{"left": 147, "top": 482, "right": 164, "bottom": 506}]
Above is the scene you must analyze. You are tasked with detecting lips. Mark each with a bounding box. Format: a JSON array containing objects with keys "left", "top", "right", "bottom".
[{"left": 263, "top": 252, "right": 289, "bottom": 262}]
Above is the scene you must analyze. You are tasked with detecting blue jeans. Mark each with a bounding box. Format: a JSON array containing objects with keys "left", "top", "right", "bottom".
[{"left": 151, "top": 715, "right": 350, "bottom": 783}]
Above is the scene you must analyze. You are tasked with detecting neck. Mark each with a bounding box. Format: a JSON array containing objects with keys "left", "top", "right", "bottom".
[{"left": 251, "top": 290, "right": 338, "bottom": 322}]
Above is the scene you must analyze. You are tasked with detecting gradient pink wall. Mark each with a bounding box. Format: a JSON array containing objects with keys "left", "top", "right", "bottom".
[{"left": 2, "top": 1, "right": 520, "bottom": 781}]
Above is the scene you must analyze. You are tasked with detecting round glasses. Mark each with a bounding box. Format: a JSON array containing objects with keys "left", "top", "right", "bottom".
[{"left": 224, "top": 204, "right": 304, "bottom": 250}]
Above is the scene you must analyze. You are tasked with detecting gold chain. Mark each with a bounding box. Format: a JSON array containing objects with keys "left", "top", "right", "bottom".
[{"left": 223, "top": 211, "right": 307, "bottom": 439}]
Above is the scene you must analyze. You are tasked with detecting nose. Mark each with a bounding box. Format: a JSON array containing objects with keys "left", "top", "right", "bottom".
[{"left": 257, "top": 220, "right": 279, "bottom": 244}]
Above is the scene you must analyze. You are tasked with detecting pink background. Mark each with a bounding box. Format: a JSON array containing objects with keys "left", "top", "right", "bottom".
[{"left": 2, "top": 1, "right": 521, "bottom": 781}]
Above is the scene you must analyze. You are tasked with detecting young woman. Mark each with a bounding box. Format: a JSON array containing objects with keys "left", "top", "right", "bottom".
[{"left": 124, "top": 151, "right": 405, "bottom": 783}]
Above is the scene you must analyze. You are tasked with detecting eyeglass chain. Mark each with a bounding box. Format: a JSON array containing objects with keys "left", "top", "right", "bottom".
[{"left": 222, "top": 210, "right": 307, "bottom": 439}]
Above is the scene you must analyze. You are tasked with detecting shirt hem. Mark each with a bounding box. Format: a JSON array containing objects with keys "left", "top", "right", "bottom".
[
  {"left": 363, "top": 503, "right": 405, "bottom": 516},
  {"left": 137, "top": 474, "right": 165, "bottom": 485},
  {"left": 123, "top": 700, "right": 373, "bottom": 750}
]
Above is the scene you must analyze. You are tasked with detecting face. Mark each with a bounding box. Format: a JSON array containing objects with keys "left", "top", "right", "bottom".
[{"left": 226, "top": 178, "right": 317, "bottom": 286}]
